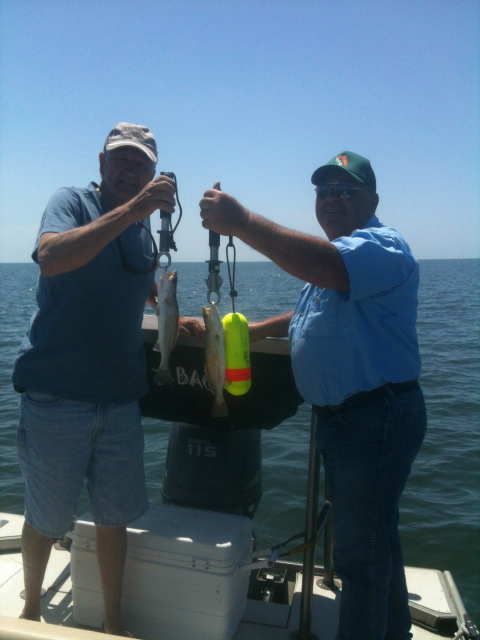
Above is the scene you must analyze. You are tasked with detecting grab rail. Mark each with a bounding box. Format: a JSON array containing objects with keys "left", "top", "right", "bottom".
[{"left": 292, "top": 408, "right": 336, "bottom": 640}]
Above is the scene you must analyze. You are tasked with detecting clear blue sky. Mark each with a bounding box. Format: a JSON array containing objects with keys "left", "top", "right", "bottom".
[{"left": 1, "top": 0, "right": 479, "bottom": 263}]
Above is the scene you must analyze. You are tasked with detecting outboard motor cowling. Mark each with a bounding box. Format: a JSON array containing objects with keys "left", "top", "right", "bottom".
[{"left": 162, "top": 422, "right": 262, "bottom": 519}]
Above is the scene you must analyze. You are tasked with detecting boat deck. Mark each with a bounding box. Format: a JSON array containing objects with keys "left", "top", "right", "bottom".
[{"left": 0, "top": 512, "right": 472, "bottom": 640}]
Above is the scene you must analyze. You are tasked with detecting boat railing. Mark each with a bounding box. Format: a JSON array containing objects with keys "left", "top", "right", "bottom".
[{"left": 292, "top": 408, "right": 336, "bottom": 640}]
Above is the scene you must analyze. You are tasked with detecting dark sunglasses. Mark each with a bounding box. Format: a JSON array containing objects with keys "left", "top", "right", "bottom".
[
  {"left": 117, "top": 221, "right": 158, "bottom": 274},
  {"left": 315, "top": 182, "right": 373, "bottom": 200}
]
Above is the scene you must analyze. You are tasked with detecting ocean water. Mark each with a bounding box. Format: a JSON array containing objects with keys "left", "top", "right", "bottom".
[{"left": 0, "top": 259, "right": 479, "bottom": 623}]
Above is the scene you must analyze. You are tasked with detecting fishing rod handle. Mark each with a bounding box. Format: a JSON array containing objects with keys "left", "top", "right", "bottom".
[
  {"left": 159, "top": 172, "right": 175, "bottom": 221},
  {"left": 209, "top": 230, "right": 220, "bottom": 247},
  {"left": 159, "top": 172, "right": 176, "bottom": 221}
]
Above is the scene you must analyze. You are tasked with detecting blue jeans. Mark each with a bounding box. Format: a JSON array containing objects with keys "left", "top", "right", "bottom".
[{"left": 316, "top": 387, "right": 427, "bottom": 640}]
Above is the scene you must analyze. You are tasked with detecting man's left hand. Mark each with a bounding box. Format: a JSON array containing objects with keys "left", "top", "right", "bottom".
[{"left": 178, "top": 317, "right": 205, "bottom": 345}]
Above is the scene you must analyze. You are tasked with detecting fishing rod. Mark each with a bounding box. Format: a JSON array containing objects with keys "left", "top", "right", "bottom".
[
  {"left": 157, "top": 172, "right": 182, "bottom": 270},
  {"left": 204, "top": 221, "right": 251, "bottom": 397},
  {"left": 206, "top": 231, "right": 223, "bottom": 304}
]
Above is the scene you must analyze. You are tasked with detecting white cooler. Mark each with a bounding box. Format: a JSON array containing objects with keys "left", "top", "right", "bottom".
[{"left": 69, "top": 504, "right": 253, "bottom": 640}]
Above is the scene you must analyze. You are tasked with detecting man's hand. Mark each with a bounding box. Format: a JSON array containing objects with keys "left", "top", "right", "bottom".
[
  {"left": 199, "top": 182, "right": 250, "bottom": 237},
  {"left": 128, "top": 174, "right": 177, "bottom": 222},
  {"left": 38, "top": 175, "right": 177, "bottom": 277},
  {"left": 178, "top": 317, "right": 205, "bottom": 346}
]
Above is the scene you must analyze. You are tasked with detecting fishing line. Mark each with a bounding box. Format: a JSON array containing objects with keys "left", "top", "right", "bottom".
[
  {"left": 258, "top": 500, "right": 332, "bottom": 560},
  {"left": 226, "top": 236, "right": 237, "bottom": 313}
]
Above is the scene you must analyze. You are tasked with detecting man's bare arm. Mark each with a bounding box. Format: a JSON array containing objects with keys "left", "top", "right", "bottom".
[
  {"left": 199, "top": 186, "right": 349, "bottom": 290},
  {"left": 248, "top": 311, "right": 293, "bottom": 342},
  {"left": 38, "top": 176, "right": 176, "bottom": 277}
]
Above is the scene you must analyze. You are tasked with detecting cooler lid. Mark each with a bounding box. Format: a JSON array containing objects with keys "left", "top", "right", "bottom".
[{"left": 74, "top": 504, "right": 253, "bottom": 569}]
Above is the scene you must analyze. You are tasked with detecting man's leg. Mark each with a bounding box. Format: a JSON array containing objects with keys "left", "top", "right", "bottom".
[
  {"left": 90, "top": 402, "right": 148, "bottom": 636},
  {"left": 96, "top": 525, "right": 128, "bottom": 635},
  {"left": 17, "top": 392, "right": 96, "bottom": 620},
  {"left": 20, "top": 521, "right": 54, "bottom": 621},
  {"left": 317, "top": 390, "right": 426, "bottom": 640}
]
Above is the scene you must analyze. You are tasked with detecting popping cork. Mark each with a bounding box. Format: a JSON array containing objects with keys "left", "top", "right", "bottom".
[{"left": 222, "top": 312, "right": 251, "bottom": 396}]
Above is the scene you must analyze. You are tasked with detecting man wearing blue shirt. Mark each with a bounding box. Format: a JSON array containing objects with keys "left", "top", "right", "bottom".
[
  {"left": 200, "top": 152, "right": 427, "bottom": 640},
  {"left": 12, "top": 123, "right": 201, "bottom": 636}
]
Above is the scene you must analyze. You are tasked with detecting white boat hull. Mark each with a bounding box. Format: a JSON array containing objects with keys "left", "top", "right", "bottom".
[{"left": 1, "top": 511, "right": 476, "bottom": 640}]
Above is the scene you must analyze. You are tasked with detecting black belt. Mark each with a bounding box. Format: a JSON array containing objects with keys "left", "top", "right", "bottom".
[{"left": 313, "top": 380, "right": 420, "bottom": 419}]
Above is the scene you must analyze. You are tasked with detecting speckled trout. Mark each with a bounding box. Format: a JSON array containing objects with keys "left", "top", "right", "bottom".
[
  {"left": 203, "top": 302, "right": 229, "bottom": 418},
  {"left": 153, "top": 268, "right": 179, "bottom": 385}
]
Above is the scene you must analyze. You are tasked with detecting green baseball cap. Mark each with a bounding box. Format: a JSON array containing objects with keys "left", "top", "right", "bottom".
[{"left": 311, "top": 151, "right": 376, "bottom": 192}]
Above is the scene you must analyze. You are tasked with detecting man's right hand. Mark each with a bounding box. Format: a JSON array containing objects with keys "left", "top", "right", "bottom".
[
  {"left": 128, "top": 174, "right": 177, "bottom": 221},
  {"left": 38, "top": 175, "right": 177, "bottom": 277},
  {"left": 199, "top": 181, "right": 250, "bottom": 238}
]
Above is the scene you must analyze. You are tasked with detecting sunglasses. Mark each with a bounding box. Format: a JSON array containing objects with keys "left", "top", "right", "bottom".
[
  {"left": 117, "top": 221, "right": 158, "bottom": 274},
  {"left": 315, "top": 182, "right": 373, "bottom": 200}
]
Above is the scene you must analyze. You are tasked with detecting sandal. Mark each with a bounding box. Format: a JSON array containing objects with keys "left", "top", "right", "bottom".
[{"left": 101, "top": 623, "right": 136, "bottom": 637}]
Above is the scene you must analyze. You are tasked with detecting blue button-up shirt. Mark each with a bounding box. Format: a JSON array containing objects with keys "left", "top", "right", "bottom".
[{"left": 288, "top": 215, "right": 421, "bottom": 406}]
